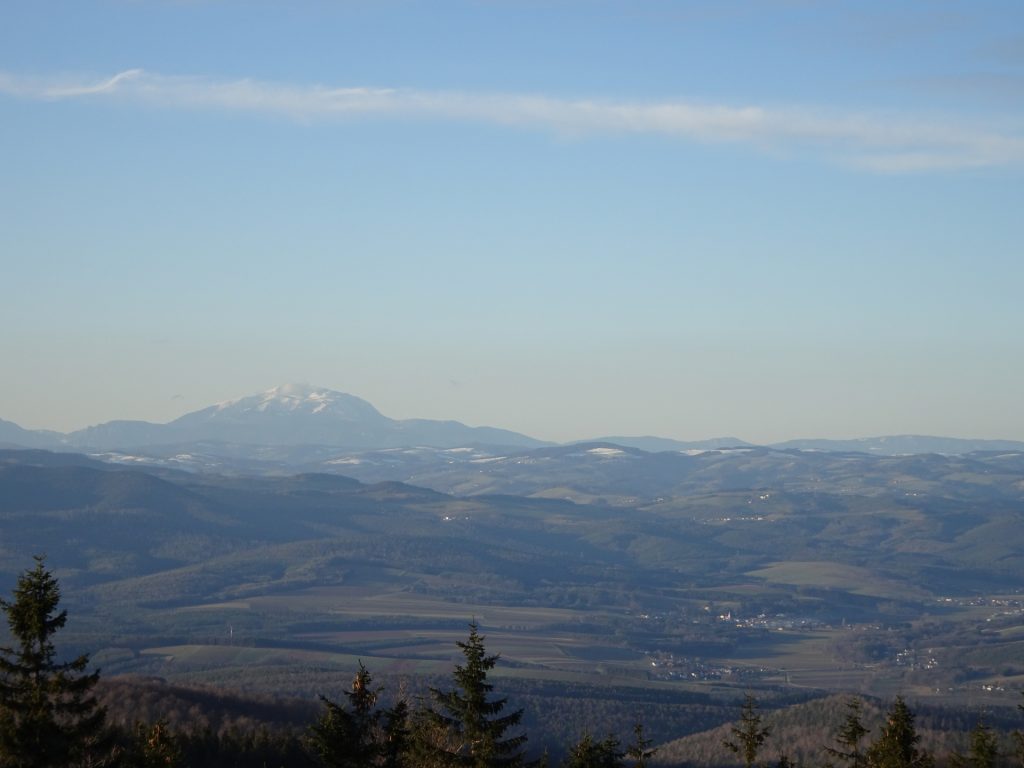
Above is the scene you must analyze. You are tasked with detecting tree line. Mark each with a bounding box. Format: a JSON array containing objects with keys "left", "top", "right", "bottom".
[
  {"left": 721, "top": 691, "right": 1024, "bottom": 768},
  {"left": 1, "top": 558, "right": 1023, "bottom": 768}
]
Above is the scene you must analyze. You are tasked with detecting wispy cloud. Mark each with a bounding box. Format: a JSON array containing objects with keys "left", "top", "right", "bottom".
[{"left": 1, "top": 68, "right": 1022, "bottom": 172}]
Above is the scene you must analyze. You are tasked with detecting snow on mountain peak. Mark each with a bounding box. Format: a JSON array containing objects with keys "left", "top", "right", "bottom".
[
  {"left": 207, "top": 384, "right": 384, "bottom": 421},
  {"left": 266, "top": 382, "right": 319, "bottom": 399},
  {"left": 258, "top": 383, "right": 327, "bottom": 410}
]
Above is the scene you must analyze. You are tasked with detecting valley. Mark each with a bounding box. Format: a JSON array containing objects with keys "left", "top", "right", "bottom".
[
  {"left": 3, "top": 418, "right": 1024, "bottom": 752},
  {"left": 2, "top": 388, "right": 1024, "bottom": 755}
]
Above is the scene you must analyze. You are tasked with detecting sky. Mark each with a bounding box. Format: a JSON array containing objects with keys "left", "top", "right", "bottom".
[{"left": 2, "top": 1, "right": 1023, "bottom": 444}]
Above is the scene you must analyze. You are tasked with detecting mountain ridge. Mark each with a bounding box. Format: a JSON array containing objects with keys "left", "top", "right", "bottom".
[
  {"left": 2, "top": 385, "right": 1023, "bottom": 457},
  {"left": 54, "top": 384, "right": 548, "bottom": 452}
]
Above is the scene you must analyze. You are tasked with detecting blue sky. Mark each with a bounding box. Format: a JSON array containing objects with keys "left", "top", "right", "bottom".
[{"left": 2, "top": 1, "right": 1023, "bottom": 443}]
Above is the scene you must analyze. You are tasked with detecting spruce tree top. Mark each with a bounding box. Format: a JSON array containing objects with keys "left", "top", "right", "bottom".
[
  {"left": 429, "top": 621, "right": 526, "bottom": 768},
  {"left": 0, "top": 557, "right": 67, "bottom": 673},
  {"left": 0, "top": 556, "right": 109, "bottom": 768}
]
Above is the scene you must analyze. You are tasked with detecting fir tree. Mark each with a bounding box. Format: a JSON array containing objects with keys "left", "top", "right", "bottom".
[
  {"left": 826, "top": 698, "right": 870, "bottom": 768},
  {"left": 563, "top": 733, "right": 622, "bottom": 768},
  {"left": 307, "top": 661, "right": 383, "bottom": 768},
  {"left": 866, "top": 697, "right": 932, "bottom": 768},
  {"left": 625, "top": 723, "right": 655, "bottom": 768},
  {"left": 723, "top": 694, "right": 771, "bottom": 768},
  {"left": 425, "top": 622, "right": 527, "bottom": 768},
  {"left": 381, "top": 698, "right": 412, "bottom": 768},
  {"left": 0, "top": 556, "right": 111, "bottom": 768},
  {"left": 951, "top": 720, "right": 998, "bottom": 768}
]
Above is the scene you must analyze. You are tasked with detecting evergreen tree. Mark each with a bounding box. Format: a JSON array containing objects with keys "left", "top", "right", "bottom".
[
  {"left": 865, "top": 697, "right": 932, "bottom": 768},
  {"left": 624, "top": 723, "right": 655, "bottom": 768},
  {"left": 563, "top": 733, "right": 622, "bottom": 768},
  {"left": 0, "top": 556, "right": 111, "bottom": 768},
  {"left": 826, "top": 698, "right": 869, "bottom": 768},
  {"left": 723, "top": 694, "right": 771, "bottom": 768},
  {"left": 381, "top": 699, "right": 412, "bottom": 768},
  {"left": 307, "top": 661, "right": 383, "bottom": 768},
  {"left": 425, "top": 622, "right": 527, "bottom": 768},
  {"left": 950, "top": 720, "right": 998, "bottom": 768},
  {"left": 409, "top": 700, "right": 462, "bottom": 768}
]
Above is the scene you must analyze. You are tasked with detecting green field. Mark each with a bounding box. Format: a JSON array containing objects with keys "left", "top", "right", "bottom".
[{"left": 747, "top": 561, "right": 931, "bottom": 600}]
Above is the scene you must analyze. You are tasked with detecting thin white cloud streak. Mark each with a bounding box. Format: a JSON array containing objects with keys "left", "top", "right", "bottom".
[{"left": 2, "top": 69, "right": 1023, "bottom": 172}]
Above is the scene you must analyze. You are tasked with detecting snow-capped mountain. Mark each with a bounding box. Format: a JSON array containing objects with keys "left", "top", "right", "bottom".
[
  {"left": 202, "top": 383, "right": 387, "bottom": 421},
  {"left": 4, "top": 386, "right": 1023, "bottom": 459},
  {"left": 62, "top": 384, "right": 545, "bottom": 450}
]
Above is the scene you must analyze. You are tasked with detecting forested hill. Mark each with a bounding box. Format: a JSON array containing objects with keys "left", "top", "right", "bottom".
[{"left": 654, "top": 694, "right": 1024, "bottom": 767}]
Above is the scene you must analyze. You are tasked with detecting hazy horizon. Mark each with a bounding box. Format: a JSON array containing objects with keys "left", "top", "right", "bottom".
[
  {"left": 5, "top": 381, "right": 1024, "bottom": 447},
  {"left": 3, "top": 2, "right": 1022, "bottom": 445}
]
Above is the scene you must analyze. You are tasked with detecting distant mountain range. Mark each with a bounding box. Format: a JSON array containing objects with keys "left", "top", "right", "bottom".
[
  {"left": 2, "top": 383, "right": 546, "bottom": 452},
  {"left": 0, "top": 418, "right": 63, "bottom": 449},
  {"left": 2, "top": 383, "right": 1022, "bottom": 460},
  {"left": 301, "top": 442, "right": 1024, "bottom": 502},
  {"left": 574, "top": 436, "right": 755, "bottom": 452}
]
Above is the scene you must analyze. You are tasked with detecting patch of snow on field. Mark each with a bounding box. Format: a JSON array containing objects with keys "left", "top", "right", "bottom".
[
  {"left": 682, "top": 447, "right": 754, "bottom": 456},
  {"left": 587, "top": 447, "right": 625, "bottom": 457}
]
